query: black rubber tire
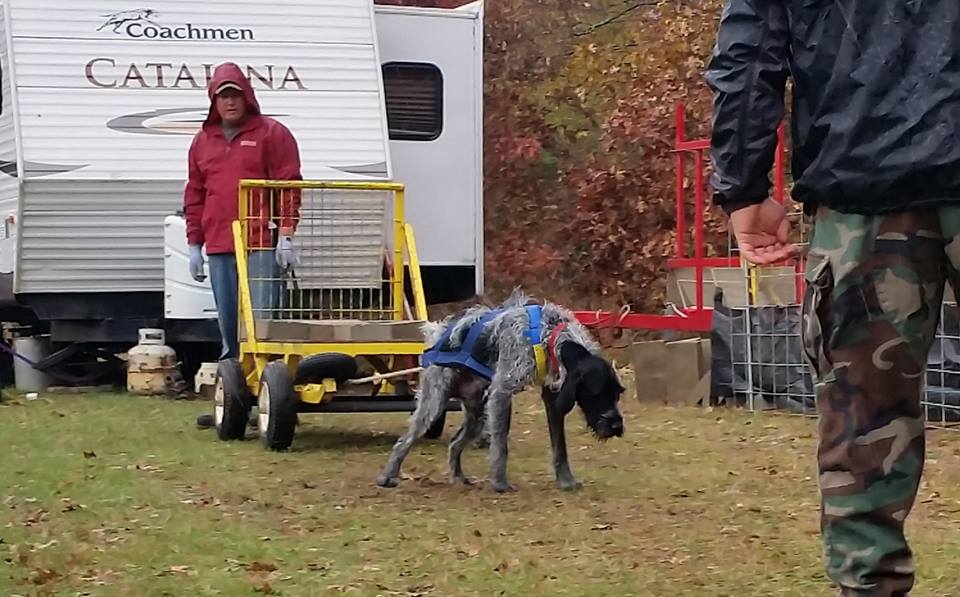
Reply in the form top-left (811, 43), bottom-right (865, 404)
top-left (258, 361), bottom-right (299, 451)
top-left (423, 410), bottom-right (446, 440)
top-left (294, 353), bottom-right (358, 384)
top-left (216, 358), bottom-right (252, 441)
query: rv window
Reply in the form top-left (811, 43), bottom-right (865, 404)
top-left (382, 63), bottom-right (443, 141)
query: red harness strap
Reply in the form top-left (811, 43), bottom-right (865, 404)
top-left (547, 322), bottom-right (568, 376)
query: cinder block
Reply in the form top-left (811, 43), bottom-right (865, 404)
top-left (630, 337), bottom-right (711, 405)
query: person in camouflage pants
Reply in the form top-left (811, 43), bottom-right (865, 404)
top-left (705, 0), bottom-right (960, 593)
top-left (801, 206), bottom-right (960, 595)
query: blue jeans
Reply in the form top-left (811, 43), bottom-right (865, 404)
top-left (209, 250), bottom-right (282, 360)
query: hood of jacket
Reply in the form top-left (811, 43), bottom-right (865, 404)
top-left (204, 62), bottom-right (261, 127)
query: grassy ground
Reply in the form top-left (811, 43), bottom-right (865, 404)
top-left (2, 383), bottom-right (960, 596)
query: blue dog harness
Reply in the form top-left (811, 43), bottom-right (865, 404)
top-left (421, 305), bottom-right (546, 381)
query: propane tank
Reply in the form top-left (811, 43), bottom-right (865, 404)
top-left (127, 328), bottom-right (179, 395)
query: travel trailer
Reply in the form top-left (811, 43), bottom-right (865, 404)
top-left (0, 0), bottom-right (483, 370)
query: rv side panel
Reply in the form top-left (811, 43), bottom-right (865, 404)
top-left (17, 180), bottom-right (180, 292)
top-left (10, 0), bottom-right (392, 295)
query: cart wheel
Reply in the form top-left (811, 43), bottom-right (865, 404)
top-left (258, 361), bottom-right (298, 451)
top-left (215, 358), bottom-right (252, 441)
top-left (294, 353), bottom-right (358, 384)
top-left (424, 410), bottom-right (446, 440)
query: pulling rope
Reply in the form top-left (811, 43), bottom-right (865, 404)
top-left (578, 304), bottom-right (634, 350)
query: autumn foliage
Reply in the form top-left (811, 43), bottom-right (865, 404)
top-left (379, 0), bottom-right (730, 313)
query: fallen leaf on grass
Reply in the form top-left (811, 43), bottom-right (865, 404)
top-left (23, 509), bottom-right (48, 527)
top-left (61, 499), bottom-right (85, 513)
top-left (28, 567), bottom-right (60, 585)
top-left (246, 561), bottom-right (278, 573)
top-left (79, 568), bottom-right (118, 585)
top-left (455, 548), bottom-right (480, 560)
top-left (224, 558), bottom-right (244, 572)
top-left (591, 523), bottom-right (614, 531)
top-left (252, 579), bottom-right (275, 594)
top-left (10, 544), bottom-right (28, 565)
top-left (156, 565), bottom-right (196, 577)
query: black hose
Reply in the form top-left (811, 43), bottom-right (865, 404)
top-left (0, 339), bottom-right (111, 386)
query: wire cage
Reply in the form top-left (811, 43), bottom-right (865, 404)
top-left (716, 212), bottom-right (960, 428)
top-left (235, 180), bottom-right (416, 325)
top-left (924, 299), bottom-right (960, 427)
top-left (665, 103), bottom-right (960, 428)
top-left (710, 206), bottom-right (817, 416)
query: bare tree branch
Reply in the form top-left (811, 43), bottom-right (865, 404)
top-left (572, 0), bottom-right (660, 37)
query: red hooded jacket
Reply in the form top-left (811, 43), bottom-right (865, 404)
top-left (183, 63), bottom-right (302, 254)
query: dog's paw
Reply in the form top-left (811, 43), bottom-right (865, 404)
top-left (376, 475), bottom-right (399, 488)
top-left (557, 478), bottom-right (583, 492)
top-left (490, 481), bottom-right (516, 493)
top-left (450, 475), bottom-right (473, 486)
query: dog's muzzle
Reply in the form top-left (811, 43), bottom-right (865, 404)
top-left (595, 411), bottom-right (624, 439)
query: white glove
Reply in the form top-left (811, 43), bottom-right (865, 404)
top-left (276, 235), bottom-right (298, 270)
top-left (188, 244), bottom-right (206, 282)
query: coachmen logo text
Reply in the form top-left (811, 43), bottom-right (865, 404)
top-left (98, 8), bottom-right (254, 41)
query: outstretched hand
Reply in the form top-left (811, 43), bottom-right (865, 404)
top-left (729, 199), bottom-right (799, 265)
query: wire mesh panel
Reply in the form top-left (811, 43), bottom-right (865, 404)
top-left (924, 300), bottom-right (960, 427)
top-left (713, 274), bottom-right (960, 429)
top-left (237, 181), bottom-right (404, 324)
top-left (712, 301), bottom-right (816, 415)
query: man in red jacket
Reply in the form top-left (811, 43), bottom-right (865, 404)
top-left (183, 62), bottom-right (302, 360)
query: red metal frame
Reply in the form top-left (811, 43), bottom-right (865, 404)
top-left (573, 309), bottom-right (715, 332)
top-left (574, 103), bottom-right (794, 333)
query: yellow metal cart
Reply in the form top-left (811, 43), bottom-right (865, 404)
top-left (212, 179), bottom-right (447, 450)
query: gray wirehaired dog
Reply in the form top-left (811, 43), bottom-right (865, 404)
top-left (376, 291), bottom-right (625, 492)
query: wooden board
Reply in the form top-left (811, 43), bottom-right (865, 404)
top-left (241, 320), bottom-right (425, 343)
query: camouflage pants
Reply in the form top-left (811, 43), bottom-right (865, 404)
top-left (802, 206), bottom-right (960, 596)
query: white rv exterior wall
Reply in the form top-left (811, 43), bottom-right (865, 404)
top-left (0, 0), bottom-right (19, 274)
top-left (9, 0), bottom-right (393, 293)
top-left (375, 2), bottom-right (483, 284)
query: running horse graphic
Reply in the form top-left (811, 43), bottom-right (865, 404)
top-left (98, 9), bottom-right (159, 34)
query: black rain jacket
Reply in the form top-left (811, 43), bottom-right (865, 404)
top-left (706, 0), bottom-right (960, 215)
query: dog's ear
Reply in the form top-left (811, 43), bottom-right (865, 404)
top-left (559, 342), bottom-right (590, 371)
top-left (555, 368), bottom-right (579, 415)
top-left (611, 360), bottom-right (626, 395)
